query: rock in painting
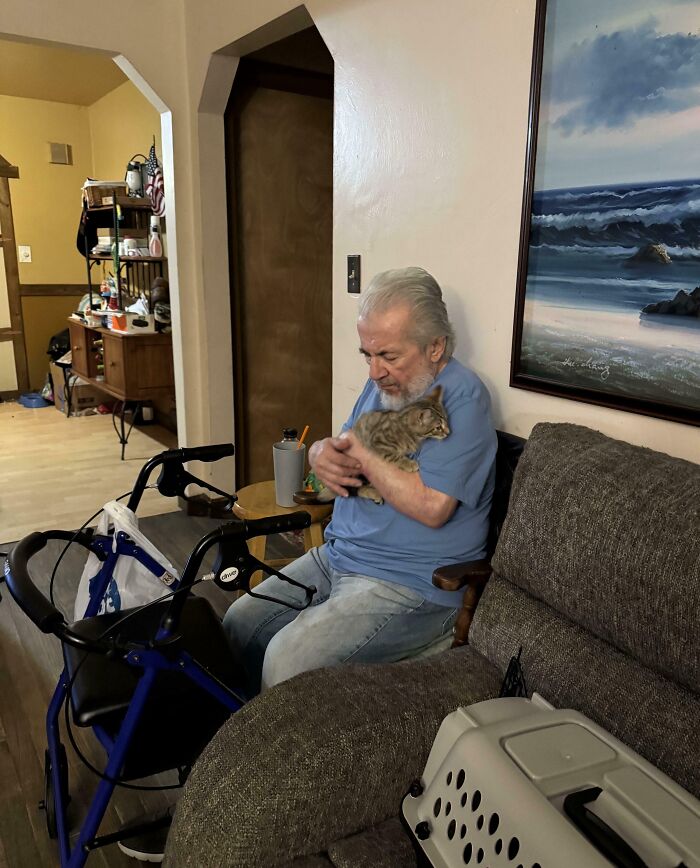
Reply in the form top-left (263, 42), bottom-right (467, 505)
top-left (626, 243), bottom-right (672, 265)
top-left (642, 286), bottom-right (700, 317)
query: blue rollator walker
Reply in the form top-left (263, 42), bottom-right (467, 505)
top-left (4, 444), bottom-right (314, 867)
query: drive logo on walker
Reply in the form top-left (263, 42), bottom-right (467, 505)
top-left (160, 571), bottom-right (176, 586)
top-left (219, 567), bottom-right (239, 583)
top-left (89, 574), bottom-right (122, 616)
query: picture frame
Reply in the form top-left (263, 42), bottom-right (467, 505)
top-left (511, 0), bottom-right (700, 427)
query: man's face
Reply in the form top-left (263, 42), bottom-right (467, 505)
top-left (357, 303), bottom-right (446, 409)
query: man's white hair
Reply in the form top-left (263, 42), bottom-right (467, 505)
top-left (358, 266), bottom-right (455, 359)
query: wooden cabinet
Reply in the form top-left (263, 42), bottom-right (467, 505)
top-left (68, 319), bottom-right (174, 403)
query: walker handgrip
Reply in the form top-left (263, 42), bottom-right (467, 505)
top-left (245, 512), bottom-right (311, 539)
top-left (6, 533), bottom-right (66, 634)
top-left (179, 443), bottom-right (235, 463)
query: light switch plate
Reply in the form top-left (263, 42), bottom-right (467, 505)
top-left (347, 254), bottom-right (361, 293)
top-left (18, 245), bottom-right (32, 263)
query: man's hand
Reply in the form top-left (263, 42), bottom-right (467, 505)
top-left (336, 431), bottom-right (458, 528)
top-left (308, 436), bottom-right (363, 498)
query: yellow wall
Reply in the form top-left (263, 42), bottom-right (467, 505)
top-left (0, 341), bottom-right (17, 391)
top-left (88, 80), bottom-right (161, 180)
top-left (0, 80), bottom-right (159, 392)
top-left (22, 294), bottom-right (83, 390)
top-left (0, 94), bottom-right (92, 284)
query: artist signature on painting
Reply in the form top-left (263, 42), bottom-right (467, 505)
top-left (561, 357), bottom-right (611, 381)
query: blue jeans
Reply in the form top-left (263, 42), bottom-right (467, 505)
top-left (222, 544), bottom-right (457, 694)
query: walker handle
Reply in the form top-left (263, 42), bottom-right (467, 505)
top-left (177, 443), bottom-right (235, 463)
top-left (6, 532), bottom-right (66, 633)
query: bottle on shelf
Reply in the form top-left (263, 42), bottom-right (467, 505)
top-left (148, 216), bottom-right (163, 258)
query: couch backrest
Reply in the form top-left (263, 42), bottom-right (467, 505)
top-left (487, 422), bottom-right (700, 694)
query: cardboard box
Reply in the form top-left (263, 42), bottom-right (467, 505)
top-left (82, 181), bottom-right (128, 208)
top-left (110, 312), bottom-right (156, 334)
top-left (49, 361), bottom-right (103, 416)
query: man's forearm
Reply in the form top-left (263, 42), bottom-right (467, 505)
top-left (360, 450), bottom-right (456, 527)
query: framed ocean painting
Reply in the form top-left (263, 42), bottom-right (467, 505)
top-left (511, 0), bottom-right (700, 426)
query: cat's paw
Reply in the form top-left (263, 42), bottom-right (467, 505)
top-left (315, 487), bottom-right (336, 502)
top-left (401, 458), bottom-right (420, 472)
top-left (358, 485), bottom-right (384, 505)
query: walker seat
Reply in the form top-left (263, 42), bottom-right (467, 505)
top-left (64, 595), bottom-right (239, 779)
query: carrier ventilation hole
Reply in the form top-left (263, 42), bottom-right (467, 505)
top-left (456, 769), bottom-right (466, 789)
top-left (476, 814), bottom-right (484, 831)
top-left (463, 842), bottom-right (473, 864)
top-left (447, 771), bottom-right (453, 786)
top-left (461, 792), bottom-right (468, 807)
top-left (488, 813), bottom-right (499, 835)
top-left (477, 848), bottom-right (484, 864)
top-left (508, 837), bottom-right (520, 860)
top-left (447, 819), bottom-right (456, 840)
top-left (532, 863), bottom-right (542, 868)
top-left (445, 801), bottom-right (452, 816)
top-left (433, 798), bottom-right (441, 818)
top-left (494, 838), bottom-right (503, 855)
top-left (471, 790), bottom-right (481, 811)
top-left (460, 824), bottom-right (467, 839)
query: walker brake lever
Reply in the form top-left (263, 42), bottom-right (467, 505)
top-left (156, 462), bottom-right (237, 509)
top-left (210, 525), bottom-right (316, 610)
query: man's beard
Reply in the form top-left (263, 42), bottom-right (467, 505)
top-left (379, 370), bottom-right (435, 410)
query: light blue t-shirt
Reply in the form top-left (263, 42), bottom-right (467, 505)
top-left (324, 359), bottom-right (497, 607)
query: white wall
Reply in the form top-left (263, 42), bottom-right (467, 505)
top-left (185, 0), bottom-right (699, 466)
top-left (2, 0), bottom-right (696, 486)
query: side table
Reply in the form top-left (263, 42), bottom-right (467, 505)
top-left (233, 480), bottom-right (333, 587)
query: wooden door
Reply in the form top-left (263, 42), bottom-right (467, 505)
top-left (225, 59), bottom-right (333, 486)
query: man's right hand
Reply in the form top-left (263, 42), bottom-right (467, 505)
top-left (308, 436), bottom-right (363, 498)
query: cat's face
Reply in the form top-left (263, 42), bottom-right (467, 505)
top-left (406, 385), bottom-right (450, 439)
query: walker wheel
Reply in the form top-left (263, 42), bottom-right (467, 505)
top-left (42, 746), bottom-right (68, 839)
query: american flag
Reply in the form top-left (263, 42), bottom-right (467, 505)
top-left (145, 143), bottom-right (165, 217)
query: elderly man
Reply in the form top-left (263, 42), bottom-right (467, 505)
top-left (223, 266), bottom-right (496, 693)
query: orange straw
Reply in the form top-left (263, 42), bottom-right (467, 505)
top-left (297, 425), bottom-right (310, 449)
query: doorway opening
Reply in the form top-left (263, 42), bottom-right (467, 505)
top-left (0, 37), bottom-right (179, 542)
top-left (225, 25), bottom-right (334, 487)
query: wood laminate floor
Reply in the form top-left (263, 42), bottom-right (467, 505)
top-left (0, 401), bottom-right (179, 545)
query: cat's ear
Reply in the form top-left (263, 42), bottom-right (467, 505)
top-left (428, 385), bottom-right (443, 402)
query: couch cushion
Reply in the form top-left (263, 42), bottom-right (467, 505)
top-left (470, 576), bottom-right (700, 797)
top-left (165, 648), bottom-right (501, 867)
top-left (327, 816), bottom-right (416, 868)
top-left (490, 422), bottom-right (700, 693)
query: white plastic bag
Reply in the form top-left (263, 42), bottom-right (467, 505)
top-left (74, 501), bottom-right (180, 620)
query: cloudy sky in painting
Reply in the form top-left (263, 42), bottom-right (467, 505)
top-left (535, 0), bottom-right (700, 189)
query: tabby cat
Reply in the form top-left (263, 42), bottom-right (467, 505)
top-left (317, 385), bottom-right (450, 504)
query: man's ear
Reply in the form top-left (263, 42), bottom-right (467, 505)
top-left (430, 336), bottom-right (446, 362)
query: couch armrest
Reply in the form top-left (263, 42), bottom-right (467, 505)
top-left (165, 648), bottom-right (501, 867)
top-left (433, 560), bottom-right (492, 648)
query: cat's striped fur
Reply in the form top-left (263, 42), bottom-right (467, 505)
top-left (319, 385), bottom-right (449, 504)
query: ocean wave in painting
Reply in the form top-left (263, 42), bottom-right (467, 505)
top-left (523, 177), bottom-right (700, 411)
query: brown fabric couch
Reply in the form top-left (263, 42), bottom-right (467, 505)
top-left (165, 422), bottom-right (700, 867)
